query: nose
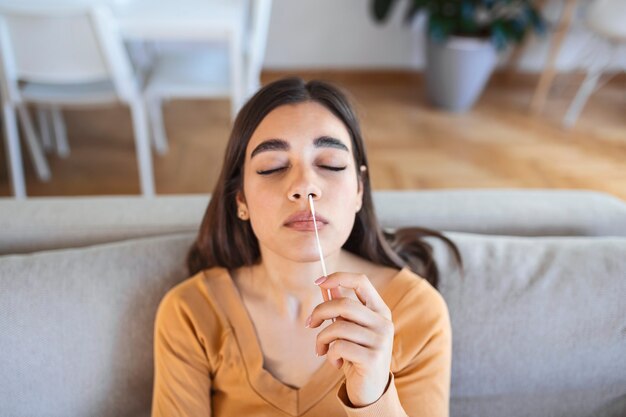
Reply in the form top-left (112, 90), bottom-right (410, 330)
top-left (287, 165), bottom-right (322, 202)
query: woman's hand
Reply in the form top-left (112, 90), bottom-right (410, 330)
top-left (306, 272), bottom-right (394, 408)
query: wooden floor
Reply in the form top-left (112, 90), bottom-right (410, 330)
top-left (1, 71), bottom-right (625, 201)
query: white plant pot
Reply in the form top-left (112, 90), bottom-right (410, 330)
top-left (425, 36), bottom-right (497, 112)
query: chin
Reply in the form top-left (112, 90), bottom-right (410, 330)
top-left (289, 256), bottom-right (323, 265)
top-left (264, 240), bottom-right (333, 264)
top-left (283, 247), bottom-right (324, 264)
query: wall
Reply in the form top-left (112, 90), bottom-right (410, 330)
top-left (263, 0), bottom-right (625, 71)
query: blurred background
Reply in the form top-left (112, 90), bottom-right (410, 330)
top-left (0, 0), bottom-right (624, 200)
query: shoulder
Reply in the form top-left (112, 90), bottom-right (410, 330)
top-left (387, 268), bottom-right (452, 371)
top-left (391, 268), bottom-right (449, 321)
top-left (155, 267), bottom-right (231, 345)
top-left (159, 267), bottom-right (223, 311)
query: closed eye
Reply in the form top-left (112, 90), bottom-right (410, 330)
top-left (256, 165), bottom-right (347, 175)
top-left (256, 166), bottom-right (287, 175)
top-left (320, 165), bottom-right (347, 172)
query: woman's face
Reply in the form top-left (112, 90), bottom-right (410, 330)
top-left (238, 101), bottom-right (363, 263)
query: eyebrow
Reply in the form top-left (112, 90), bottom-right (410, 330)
top-left (250, 136), bottom-right (349, 159)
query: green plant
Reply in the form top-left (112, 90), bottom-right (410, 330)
top-left (372, 0), bottom-right (546, 50)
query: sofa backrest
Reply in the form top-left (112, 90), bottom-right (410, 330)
top-left (1, 189), bottom-right (626, 255)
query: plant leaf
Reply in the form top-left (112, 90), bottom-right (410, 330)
top-left (371, 0), bottom-right (398, 22)
top-left (491, 20), bottom-right (508, 50)
top-left (404, 0), bottom-right (429, 25)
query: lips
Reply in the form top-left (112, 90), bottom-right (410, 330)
top-left (283, 210), bottom-right (329, 226)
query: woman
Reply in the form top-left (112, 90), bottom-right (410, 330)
top-left (151, 77), bottom-right (462, 416)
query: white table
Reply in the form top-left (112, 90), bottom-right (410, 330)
top-left (114, 0), bottom-right (248, 115)
top-left (115, 0), bottom-right (245, 40)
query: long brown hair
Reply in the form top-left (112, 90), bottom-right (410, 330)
top-left (187, 77), bottom-right (463, 289)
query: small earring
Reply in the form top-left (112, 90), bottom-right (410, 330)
top-left (238, 210), bottom-right (248, 220)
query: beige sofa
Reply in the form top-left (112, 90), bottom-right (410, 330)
top-left (0, 189), bottom-right (625, 417)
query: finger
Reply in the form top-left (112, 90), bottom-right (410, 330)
top-left (325, 281), bottom-right (343, 324)
top-left (316, 278), bottom-right (341, 301)
top-left (327, 339), bottom-right (378, 369)
top-left (317, 272), bottom-right (391, 318)
top-left (315, 319), bottom-right (379, 357)
top-left (319, 286), bottom-right (341, 324)
top-left (309, 296), bottom-right (381, 329)
top-left (329, 285), bottom-right (342, 300)
top-left (320, 286), bottom-right (331, 302)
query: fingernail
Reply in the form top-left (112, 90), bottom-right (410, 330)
top-left (305, 315), bottom-right (312, 328)
top-left (315, 347), bottom-right (319, 357)
top-left (314, 276), bottom-right (327, 285)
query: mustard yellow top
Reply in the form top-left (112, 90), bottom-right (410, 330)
top-left (151, 266), bottom-right (451, 417)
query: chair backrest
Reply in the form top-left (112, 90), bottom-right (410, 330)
top-left (0, 4), bottom-right (137, 103)
top-left (587, 0), bottom-right (626, 40)
top-left (243, 0), bottom-right (272, 96)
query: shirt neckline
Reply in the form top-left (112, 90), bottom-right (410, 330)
top-left (202, 265), bottom-right (412, 416)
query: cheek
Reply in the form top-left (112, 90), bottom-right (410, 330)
top-left (243, 180), bottom-right (281, 236)
top-left (336, 210), bottom-right (357, 240)
top-left (329, 179), bottom-right (360, 234)
top-left (243, 172), bottom-right (275, 206)
top-left (245, 173), bottom-right (281, 199)
top-left (246, 196), bottom-right (275, 226)
top-left (327, 174), bottom-right (360, 205)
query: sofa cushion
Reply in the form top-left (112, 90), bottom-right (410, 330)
top-left (428, 232), bottom-right (626, 417)
top-left (1, 231), bottom-right (625, 417)
top-left (0, 233), bottom-right (195, 417)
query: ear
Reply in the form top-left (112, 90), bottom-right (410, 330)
top-left (356, 175), bottom-right (364, 213)
top-left (236, 190), bottom-right (247, 207)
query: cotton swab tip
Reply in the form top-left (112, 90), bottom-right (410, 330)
top-left (308, 194), bottom-right (315, 215)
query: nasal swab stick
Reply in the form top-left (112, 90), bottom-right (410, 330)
top-left (308, 195), bottom-right (334, 310)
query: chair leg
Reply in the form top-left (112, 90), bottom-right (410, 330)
top-left (147, 97), bottom-right (169, 155)
top-left (16, 105), bottom-right (51, 181)
top-left (229, 31), bottom-right (244, 121)
top-left (129, 100), bottom-right (156, 196)
top-left (51, 107), bottom-right (70, 158)
top-left (36, 106), bottom-right (53, 151)
top-left (530, 0), bottom-right (577, 114)
top-left (563, 69), bottom-right (601, 128)
top-left (2, 102), bottom-right (26, 198)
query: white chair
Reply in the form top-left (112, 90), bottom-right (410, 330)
top-left (35, 106), bottom-right (70, 157)
top-left (0, 98), bottom-right (51, 191)
top-left (0, 4), bottom-right (155, 198)
top-left (563, 0), bottom-right (626, 127)
top-left (144, 0), bottom-right (272, 155)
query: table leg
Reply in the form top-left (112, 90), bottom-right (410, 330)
top-left (530, 0), bottom-right (577, 114)
top-left (505, 0), bottom-right (549, 79)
